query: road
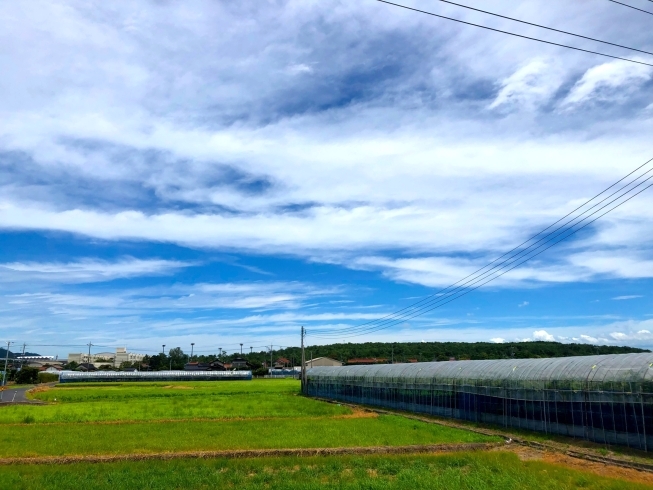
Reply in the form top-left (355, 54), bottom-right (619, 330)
top-left (0, 386), bottom-right (37, 404)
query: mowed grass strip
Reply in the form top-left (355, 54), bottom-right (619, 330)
top-left (33, 379), bottom-right (299, 402)
top-left (0, 416), bottom-right (498, 458)
top-left (0, 452), bottom-right (645, 490)
top-left (1, 379), bottom-right (351, 424)
top-left (1, 393), bottom-right (348, 424)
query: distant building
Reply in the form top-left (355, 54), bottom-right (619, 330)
top-left (305, 357), bottom-right (343, 368)
top-left (17, 356), bottom-right (55, 361)
top-left (68, 347), bottom-right (145, 368)
top-left (184, 362), bottom-right (209, 371)
top-left (274, 357), bottom-right (291, 368)
top-left (231, 357), bottom-right (252, 369)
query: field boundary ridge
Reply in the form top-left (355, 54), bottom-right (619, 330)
top-left (0, 442), bottom-right (502, 466)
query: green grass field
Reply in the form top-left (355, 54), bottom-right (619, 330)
top-left (1, 452), bottom-right (646, 489)
top-left (0, 379), bottom-right (649, 489)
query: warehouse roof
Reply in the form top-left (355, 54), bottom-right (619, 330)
top-left (306, 353), bottom-right (653, 384)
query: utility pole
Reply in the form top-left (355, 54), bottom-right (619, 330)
top-left (190, 343), bottom-right (194, 362)
top-left (162, 344), bottom-right (166, 355)
top-left (2, 341), bottom-right (11, 387)
top-left (300, 327), bottom-right (306, 393)
top-left (240, 343), bottom-right (243, 355)
top-left (21, 343), bottom-right (26, 369)
top-left (87, 342), bottom-right (94, 366)
top-left (270, 344), bottom-right (273, 369)
top-left (250, 346), bottom-right (253, 355)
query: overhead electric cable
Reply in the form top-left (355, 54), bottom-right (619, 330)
top-left (310, 157), bottom-right (653, 339)
top-left (310, 159), bottom-right (653, 336)
top-left (323, 178), bottom-right (653, 339)
top-left (607, 0), bottom-right (653, 15)
top-left (310, 159), bottom-right (653, 337)
top-left (432, 0), bottom-right (653, 56)
top-left (375, 0), bottom-right (653, 67)
top-left (311, 172), bottom-right (653, 338)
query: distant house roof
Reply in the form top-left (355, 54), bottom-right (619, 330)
top-left (76, 363), bottom-right (97, 371)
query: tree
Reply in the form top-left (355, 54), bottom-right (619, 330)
top-left (15, 367), bottom-right (39, 384)
top-left (64, 361), bottom-right (79, 370)
top-left (168, 347), bottom-right (185, 370)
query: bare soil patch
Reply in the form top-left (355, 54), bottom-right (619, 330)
top-left (501, 444), bottom-right (653, 486)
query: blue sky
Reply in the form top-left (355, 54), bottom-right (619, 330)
top-left (0, 0), bottom-right (652, 358)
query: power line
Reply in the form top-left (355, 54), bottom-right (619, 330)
top-left (312, 173), bottom-right (653, 338)
top-left (310, 158), bottom-right (653, 337)
top-left (310, 157), bottom-right (653, 339)
top-left (607, 0), bottom-right (653, 15)
top-left (375, 0), bottom-right (653, 67)
top-left (432, 0), bottom-right (653, 56)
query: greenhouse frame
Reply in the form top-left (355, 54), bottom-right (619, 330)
top-left (59, 370), bottom-right (252, 383)
top-left (306, 353), bottom-right (653, 451)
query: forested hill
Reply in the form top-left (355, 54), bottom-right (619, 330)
top-left (0, 348), bottom-right (40, 359)
top-left (268, 341), bottom-right (649, 364)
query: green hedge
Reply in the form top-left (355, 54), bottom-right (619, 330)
top-left (37, 372), bottom-right (60, 383)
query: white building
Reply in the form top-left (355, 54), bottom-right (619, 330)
top-left (67, 347), bottom-right (146, 368)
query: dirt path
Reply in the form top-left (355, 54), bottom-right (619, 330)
top-left (0, 442), bottom-right (501, 466)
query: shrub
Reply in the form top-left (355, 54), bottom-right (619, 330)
top-left (15, 367), bottom-right (39, 384)
top-left (38, 372), bottom-right (59, 383)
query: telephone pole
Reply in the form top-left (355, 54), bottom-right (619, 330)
top-left (300, 327), bottom-right (306, 393)
top-left (240, 343), bottom-right (243, 355)
top-left (86, 342), bottom-right (94, 366)
top-left (250, 346), bottom-right (253, 355)
top-left (2, 341), bottom-right (11, 387)
top-left (190, 343), bottom-right (195, 362)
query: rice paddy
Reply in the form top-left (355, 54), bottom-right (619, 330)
top-left (0, 378), bottom-right (650, 488)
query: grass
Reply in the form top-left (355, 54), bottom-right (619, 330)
top-left (0, 415), bottom-right (497, 458)
top-left (0, 452), bottom-right (646, 490)
top-left (0, 378), bottom-right (646, 488)
top-left (0, 379), bottom-right (351, 424)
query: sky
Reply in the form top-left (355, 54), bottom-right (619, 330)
top-left (0, 0), bottom-right (652, 359)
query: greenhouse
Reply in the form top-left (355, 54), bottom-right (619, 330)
top-left (306, 353), bottom-right (653, 451)
top-left (59, 370), bottom-right (252, 383)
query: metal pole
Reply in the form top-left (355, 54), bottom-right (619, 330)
top-left (87, 342), bottom-right (93, 368)
top-left (240, 344), bottom-right (243, 355)
top-left (162, 344), bottom-right (166, 355)
top-left (250, 346), bottom-right (253, 355)
top-left (301, 327), bottom-right (306, 393)
top-left (2, 341), bottom-right (11, 387)
top-left (190, 343), bottom-right (194, 362)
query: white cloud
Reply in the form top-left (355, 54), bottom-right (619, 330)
top-left (532, 330), bottom-right (555, 341)
top-left (560, 60), bottom-right (652, 108)
top-left (489, 58), bottom-right (561, 110)
top-left (490, 337), bottom-right (505, 343)
top-left (611, 295), bottom-right (643, 300)
top-left (0, 258), bottom-right (196, 283)
top-left (518, 301), bottom-right (529, 307)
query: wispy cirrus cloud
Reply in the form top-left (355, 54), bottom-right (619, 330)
top-left (0, 257), bottom-right (197, 283)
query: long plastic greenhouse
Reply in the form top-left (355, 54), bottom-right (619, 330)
top-left (59, 370), bottom-right (252, 383)
top-left (306, 353), bottom-right (653, 451)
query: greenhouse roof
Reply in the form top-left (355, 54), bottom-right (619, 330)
top-left (306, 353), bottom-right (653, 383)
